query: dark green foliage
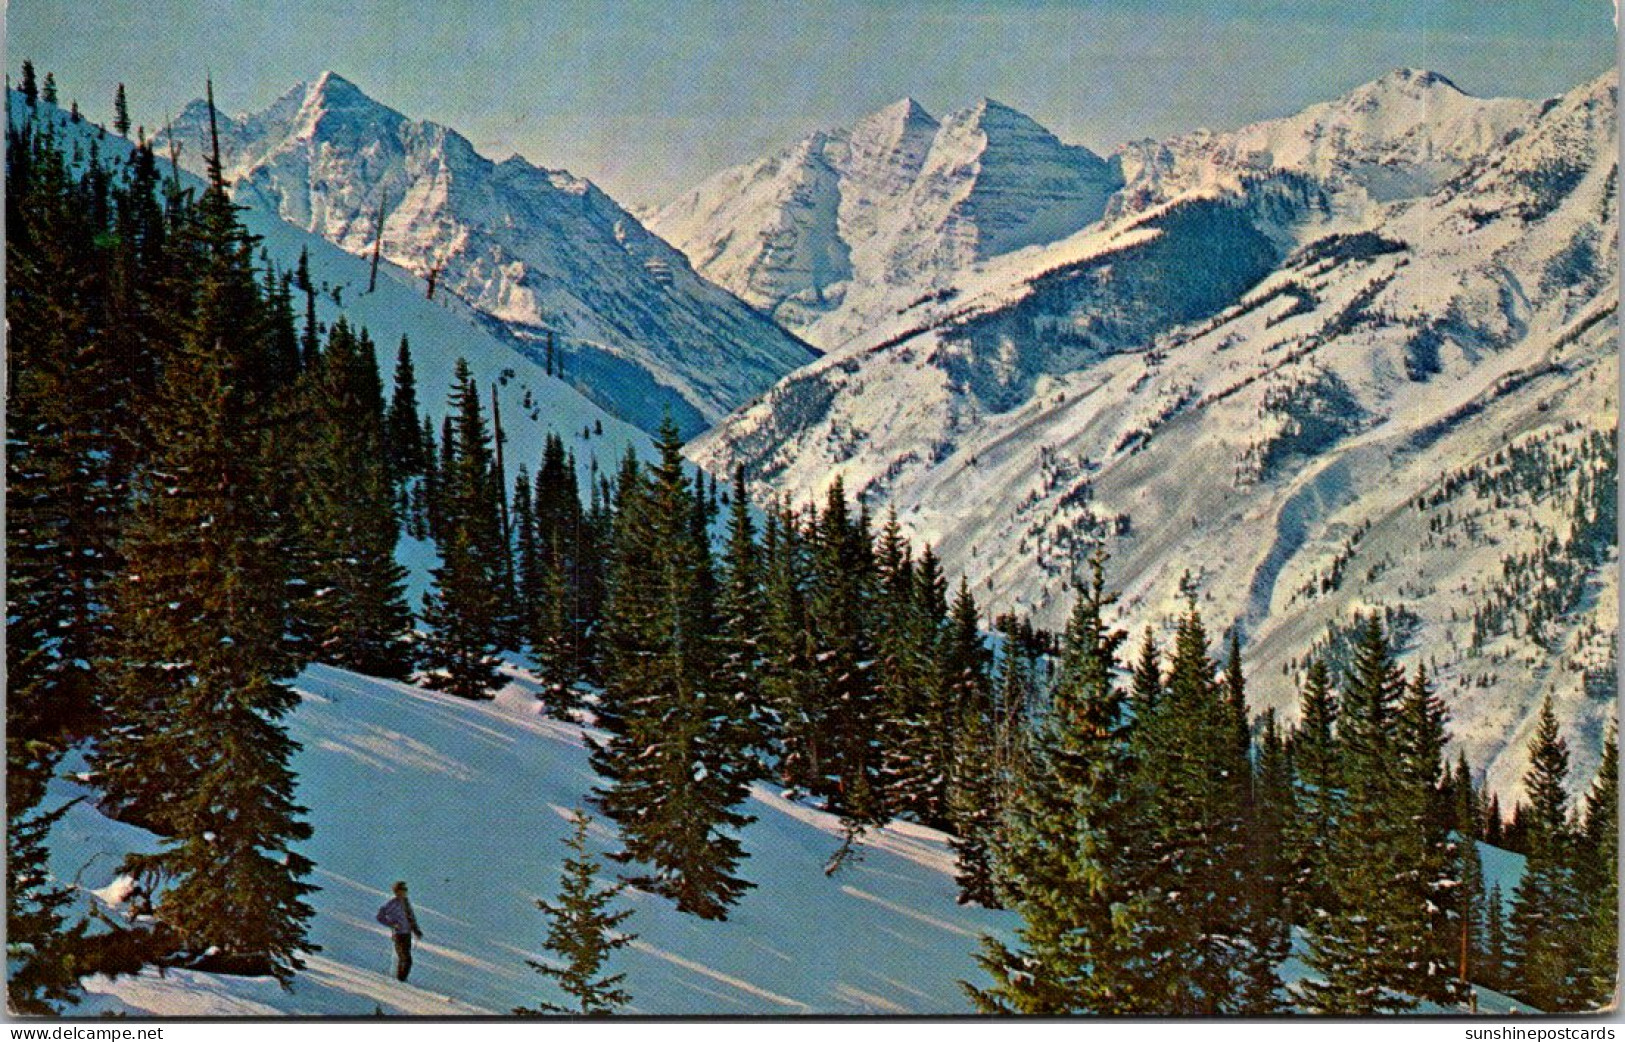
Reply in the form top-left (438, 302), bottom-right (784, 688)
top-left (114, 83), bottom-right (130, 137)
top-left (1295, 618), bottom-right (1423, 1013)
top-left (1483, 883), bottom-right (1511, 993)
top-left (290, 319), bottom-right (413, 679)
top-left (418, 359), bottom-right (505, 699)
top-left (1286, 659), bottom-right (1339, 918)
top-left (1393, 666), bottom-right (1469, 1005)
top-left (1132, 600), bottom-right (1278, 1013)
top-left (7, 796), bottom-right (89, 1014)
top-left (592, 419), bottom-right (757, 919)
top-left (714, 467), bottom-right (772, 756)
top-left (943, 581), bottom-right (999, 904)
top-left (89, 149), bottom-right (316, 984)
top-left (805, 477), bottom-right (888, 833)
top-left (1506, 697), bottom-right (1592, 1011)
top-left (965, 555), bottom-right (1148, 1013)
top-left (514, 811), bottom-right (634, 1016)
top-left (1576, 724), bottom-right (1618, 1009)
top-left (386, 336), bottom-right (426, 480)
top-left (876, 511), bottom-right (951, 828)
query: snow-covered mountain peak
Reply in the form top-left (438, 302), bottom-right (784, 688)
top-left (854, 96), bottom-right (938, 134)
top-left (1108, 66), bottom-right (1538, 218)
top-left (652, 95), bottom-right (1118, 347)
top-left (158, 73), bottom-right (814, 435)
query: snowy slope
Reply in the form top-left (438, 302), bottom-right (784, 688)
top-left (650, 96), bottom-right (1120, 349)
top-left (692, 71), bottom-right (1619, 802)
top-left (42, 665), bottom-right (1544, 1016)
top-left (45, 666), bottom-right (1543, 1016)
top-left (160, 73), bottom-right (815, 435)
top-left (48, 664), bottom-right (1018, 1016)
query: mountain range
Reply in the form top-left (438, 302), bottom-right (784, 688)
top-left (686, 69), bottom-right (1618, 798)
top-left (162, 72), bottom-right (816, 436)
top-left (162, 66), bottom-right (1615, 798)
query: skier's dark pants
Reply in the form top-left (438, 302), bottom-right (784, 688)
top-left (393, 933), bottom-right (413, 982)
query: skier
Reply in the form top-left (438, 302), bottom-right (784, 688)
top-left (376, 880), bottom-right (425, 982)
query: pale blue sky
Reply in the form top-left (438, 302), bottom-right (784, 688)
top-left (9, 1), bottom-right (1617, 207)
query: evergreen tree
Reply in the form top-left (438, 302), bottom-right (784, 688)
top-left (1130, 628), bottom-right (1161, 714)
top-left (90, 142), bottom-right (316, 981)
top-left (965, 554), bottom-right (1148, 1013)
top-left (1576, 723), bottom-right (1618, 1008)
top-left (514, 810), bottom-right (634, 1016)
top-left (759, 507), bottom-right (819, 793)
top-left (386, 336), bottom-right (425, 481)
top-left (291, 319), bottom-right (412, 678)
top-left (21, 60), bottom-right (37, 106)
top-left (42, 72), bottom-right (56, 106)
top-left (531, 534), bottom-right (581, 718)
top-left (1132, 598), bottom-right (1276, 1013)
top-left (1287, 659), bottom-right (1339, 917)
top-left (875, 510), bottom-right (949, 827)
top-left (942, 581), bottom-right (998, 903)
top-left (418, 359), bottom-right (505, 699)
top-left (714, 467), bottom-right (771, 755)
top-left (591, 419), bottom-right (757, 919)
top-left (1482, 883), bottom-right (1510, 993)
top-left (1449, 753), bottom-right (1487, 991)
top-left (1393, 665), bottom-right (1465, 1005)
top-left (1507, 697), bottom-right (1590, 1011)
top-left (294, 247), bottom-right (319, 371)
top-left (7, 797), bottom-right (89, 1014)
top-left (805, 477), bottom-right (887, 843)
top-left (113, 82), bottom-right (130, 136)
top-left (1295, 619), bottom-right (1419, 1013)
top-left (418, 527), bottom-right (502, 699)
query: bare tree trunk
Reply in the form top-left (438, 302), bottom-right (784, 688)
top-left (369, 193), bottom-right (388, 293)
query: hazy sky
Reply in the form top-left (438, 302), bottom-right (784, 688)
top-left (10, 0), bottom-right (1617, 207)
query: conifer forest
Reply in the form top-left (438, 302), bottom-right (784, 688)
top-left (5, 34), bottom-right (1618, 1021)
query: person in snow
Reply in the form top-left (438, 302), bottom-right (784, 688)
top-left (376, 880), bottom-right (424, 982)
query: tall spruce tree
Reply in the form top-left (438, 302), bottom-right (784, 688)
top-left (1506, 697), bottom-right (1590, 1011)
top-left (942, 581), bottom-right (999, 903)
top-left (291, 319), bottom-right (413, 678)
top-left (90, 122), bottom-right (316, 981)
top-left (715, 467), bottom-right (772, 756)
top-left (591, 420), bottom-right (757, 919)
top-left (1394, 665), bottom-right (1466, 1006)
top-left (965, 554), bottom-right (1148, 1013)
top-left (514, 810), bottom-right (634, 1016)
top-left (1132, 599), bottom-right (1276, 1013)
top-left (386, 335), bottom-right (425, 481)
top-left (1576, 723), bottom-right (1617, 1009)
top-left (1287, 659), bottom-right (1340, 917)
top-left (113, 82), bottom-right (130, 136)
top-left (1449, 753), bottom-right (1487, 991)
top-left (418, 359), bottom-right (505, 698)
top-left (1295, 618), bottom-right (1420, 1013)
top-left (805, 477), bottom-right (888, 847)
